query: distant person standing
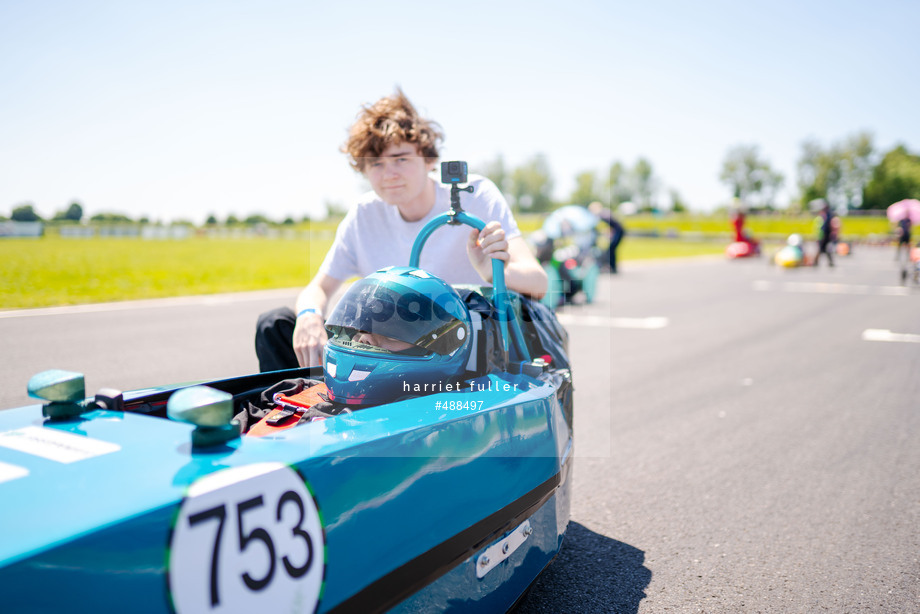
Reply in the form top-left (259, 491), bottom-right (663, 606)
top-left (589, 201), bottom-right (625, 273)
top-left (730, 203), bottom-right (746, 243)
top-left (812, 199), bottom-right (835, 268)
top-left (830, 214), bottom-right (842, 253)
top-left (728, 201), bottom-right (760, 256)
top-left (894, 211), bottom-right (914, 284)
top-left (894, 212), bottom-right (912, 261)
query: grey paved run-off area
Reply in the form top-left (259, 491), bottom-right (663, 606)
top-left (2, 245), bottom-right (918, 612)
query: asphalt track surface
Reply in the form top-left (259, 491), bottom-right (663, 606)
top-left (2, 245), bottom-right (918, 612)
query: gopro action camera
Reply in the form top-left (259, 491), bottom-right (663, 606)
top-left (441, 161), bottom-right (468, 184)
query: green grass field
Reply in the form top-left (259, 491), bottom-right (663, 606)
top-left (1, 237), bottom-right (328, 309)
top-left (1, 212), bottom-right (895, 309)
top-left (1, 234), bottom-right (726, 309)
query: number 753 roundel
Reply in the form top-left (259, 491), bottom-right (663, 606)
top-left (168, 463), bottom-right (325, 614)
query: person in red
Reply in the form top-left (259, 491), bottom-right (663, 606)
top-left (729, 202), bottom-right (760, 256)
top-left (731, 208), bottom-right (746, 243)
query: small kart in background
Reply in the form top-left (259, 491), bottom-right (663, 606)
top-left (725, 238), bottom-right (761, 259)
top-left (899, 245), bottom-right (920, 286)
top-left (531, 205), bottom-right (602, 309)
top-left (726, 207), bottom-right (761, 259)
top-left (773, 234), bottom-right (806, 268)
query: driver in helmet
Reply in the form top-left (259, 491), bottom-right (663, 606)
top-left (322, 266), bottom-right (473, 407)
top-left (254, 89), bottom-right (546, 373)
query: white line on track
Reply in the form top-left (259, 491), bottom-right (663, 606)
top-left (0, 288), bottom-right (301, 319)
top-left (862, 329), bottom-right (920, 344)
top-left (556, 314), bottom-right (669, 329)
top-left (753, 280), bottom-right (910, 296)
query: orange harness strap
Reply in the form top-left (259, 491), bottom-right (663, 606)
top-left (248, 383), bottom-right (329, 437)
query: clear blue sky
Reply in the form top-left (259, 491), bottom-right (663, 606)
top-left (2, 0), bottom-right (918, 223)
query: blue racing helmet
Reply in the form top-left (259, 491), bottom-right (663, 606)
top-left (323, 266), bottom-right (472, 407)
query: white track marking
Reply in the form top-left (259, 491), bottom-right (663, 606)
top-left (753, 280), bottom-right (910, 296)
top-left (0, 288), bottom-right (301, 319)
top-left (556, 314), bottom-right (668, 329)
top-left (862, 329), bottom-right (920, 344)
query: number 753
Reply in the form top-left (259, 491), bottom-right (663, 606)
top-left (187, 490), bottom-right (315, 607)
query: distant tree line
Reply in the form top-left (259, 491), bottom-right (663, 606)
top-left (6, 201), bottom-right (85, 223)
top-left (718, 132), bottom-right (920, 212)
top-left (207, 213), bottom-right (301, 226)
top-left (479, 154), bottom-right (674, 214)
top-left (5, 135), bottom-right (918, 224)
top-left (4, 201), bottom-right (146, 224)
top-left (478, 133), bottom-right (919, 215)
top-left (2, 202), bottom-right (309, 227)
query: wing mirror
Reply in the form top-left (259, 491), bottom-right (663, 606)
top-left (167, 386), bottom-right (241, 448)
top-left (28, 369), bottom-right (88, 420)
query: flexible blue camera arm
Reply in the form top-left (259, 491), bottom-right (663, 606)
top-left (409, 209), bottom-right (531, 365)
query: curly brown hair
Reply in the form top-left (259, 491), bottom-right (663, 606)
top-left (341, 88), bottom-right (443, 172)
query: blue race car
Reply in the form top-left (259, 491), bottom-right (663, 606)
top-left (0, 165), bottom-right (573, 614)
top-left (530, 205), bottom-right (601, 309)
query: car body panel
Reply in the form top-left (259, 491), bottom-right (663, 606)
top-left (0, 370), bottom-right (572, 613)
top-left (1, 189), bottom-right (573, 612)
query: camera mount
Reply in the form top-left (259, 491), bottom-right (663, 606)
top-left (448, 184), bottom-right (475, 224)
top-left (440, 161), bottom-right (473, 224)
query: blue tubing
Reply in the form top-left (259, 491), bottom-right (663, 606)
top-left (409, 211), bottom-right (531, 363)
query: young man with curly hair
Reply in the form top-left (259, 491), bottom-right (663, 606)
top-left (255, 89), bottom-right (547, 371)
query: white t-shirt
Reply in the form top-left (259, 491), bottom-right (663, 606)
top-left (318, 174), bottom-right (521, 285)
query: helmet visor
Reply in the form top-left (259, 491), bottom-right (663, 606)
top-left (326, 278), bottom-right (468, 355)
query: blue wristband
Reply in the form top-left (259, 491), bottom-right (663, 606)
top-left (296, 308), bottom-right (321, 318)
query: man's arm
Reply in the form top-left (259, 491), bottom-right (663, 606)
top-left (468, 222), bottom-right (548, 299)
top-left (505, 236), bottom-right (549, 298)
top-left (293, 273), bottom-right (343, 367)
